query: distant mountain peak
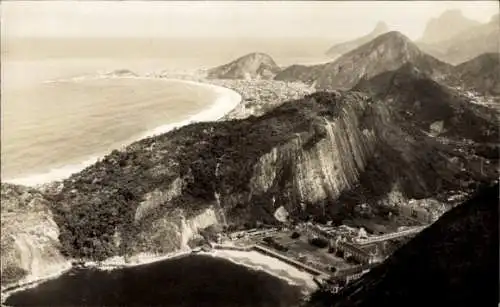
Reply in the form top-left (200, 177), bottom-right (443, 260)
top-left (420, 9), bottom-right (481, 44)
top-left (372, 21), bottom-right (389, 34)
top-left (490, 13), bottom-right (499, 24)
top-left (325, 21), bottom-right (390, 57)
top-left (370, 31), bottom-right (412, 45)
top-left (441, 8), bottom-right (464, 17)
top-left (207, 52), bottom-right (281, 80)
top-left (278, 30), bottom-right (452, 91)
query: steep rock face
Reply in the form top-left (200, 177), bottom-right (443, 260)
top-left (132, 206), bottom-right (221, 255)
top-left (325, 22), bottom-right (389, 57)
top-left (307, 182), bottom-right (499, 307)
top-left (450, 52), bottom-right (500, 95)
top-left (418, 13), bottom-right (500, 65)
top-left (1, 184), bottom-right (70, 287)
top-left (228, 95), bottom-right (375, 221)
top-left (276, 31), bottom-right (452, 91)
top-left (418, 10), bottom-right (480, 45)
top-left (49, 90), bottom-right (495, 261)
top-left (207, 53), bottom-right (282, 80)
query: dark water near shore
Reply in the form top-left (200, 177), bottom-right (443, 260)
top-left (5, 255), bottom-right (304, 307)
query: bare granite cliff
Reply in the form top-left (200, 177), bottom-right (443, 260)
top-left (1, 184), bottom-right (71, 287)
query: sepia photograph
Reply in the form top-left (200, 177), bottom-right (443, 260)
top-left (1, 1), bottom-right (499, 306)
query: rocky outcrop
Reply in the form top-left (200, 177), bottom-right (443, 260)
top-left (1, 184), bottom-right (70, 288)
top-left (132, 206), bottom-right (221, 255)
top-left (276, 31), bottom-right (452, 90)
top-left (418, 10), bottom-right (480, 45)
top-left (207, 53), bottom-right (282, 80)
top-left (306, 182), bottom-right (499, 307)
top-left (325, 22), bottom-right (389, 57)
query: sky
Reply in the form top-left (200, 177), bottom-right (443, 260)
top-left (1, 1), bottom-right (498, 40)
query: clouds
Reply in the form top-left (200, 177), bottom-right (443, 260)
top-left (2, 1), bottom-right (498, 39)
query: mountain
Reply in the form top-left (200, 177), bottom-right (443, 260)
top-left (353, 63), bottom-right (499, 142)
top-left (1, 87), bottom-right (497, 289)
top-left (306, 182), bottom-right (499, 307)
top-left (418, 10), bottom-right (481, 45)
top-left (450, 52), bottom-right (500, 96)
top-left (35, 87), bottom-right (497, 262)
top-left (325, 22), bottom-right (389, 58)
top-left (276, 31), bottom-right (452, 91)
top-left (207, 52), bottom-right (281, 80)
top-left (418, 13), bottom-right (499, 65)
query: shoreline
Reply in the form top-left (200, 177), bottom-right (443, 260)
top-left (204, 249), bottom-right (318, 294)
top-left (3, 76), bottom-right (242, 187)
top-left (1, 247), bottom-right (317, 305)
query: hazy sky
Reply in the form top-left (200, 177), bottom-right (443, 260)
top-left (2, 1), bottom-right (498, 40)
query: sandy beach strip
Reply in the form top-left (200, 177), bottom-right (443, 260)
top-left (6, 76), bottom-right (242, 187)
top-left (203, 249), bottom-right (318, 293)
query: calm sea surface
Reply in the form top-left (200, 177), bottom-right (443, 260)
top-left (1, 37), bottom-right (332, 184)
top-left (5, 255), bottom-right (303, 307)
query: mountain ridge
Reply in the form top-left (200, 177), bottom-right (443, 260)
top-left (418, 13), bottom-right (499, 64)
top-left (418, 9), bottom-right (481, 45)
top-left (276, 31), bottom-right (452, 91)
top-left (325, 21), bottom-right (390, 58)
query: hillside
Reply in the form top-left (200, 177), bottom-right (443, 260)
top-left (450, 53), bottom-right (500, 96)
top-left (276, 31), bottom-right (452, 90)
top-left (40, 87), bottom-right (497, 262)
top-left (325, 22), bottom-right (389, 58)
top-left (418, 13), bottom-right (499, 65)
top-left (418, 10), bottom-right (480, 45)
top-left (207, 52), bottom-right (282, 80)
top-left (306, 182), bottom-right (499, 307)
top-left (353, 63), bottom-right (499, 142)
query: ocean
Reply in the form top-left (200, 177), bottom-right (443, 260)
top-left (1, 37), bottom-right (332, 185)
top-left (4, 255), bottom-right (304, 307)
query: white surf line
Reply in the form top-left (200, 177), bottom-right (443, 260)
top-left (4, 77), bottom-right (242, 187)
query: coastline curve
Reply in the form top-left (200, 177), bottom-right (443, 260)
top-left (3, 77), bottom-right (242, 187)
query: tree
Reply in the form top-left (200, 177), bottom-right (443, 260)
top-left (309, 237), bottom-right (329, 248)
